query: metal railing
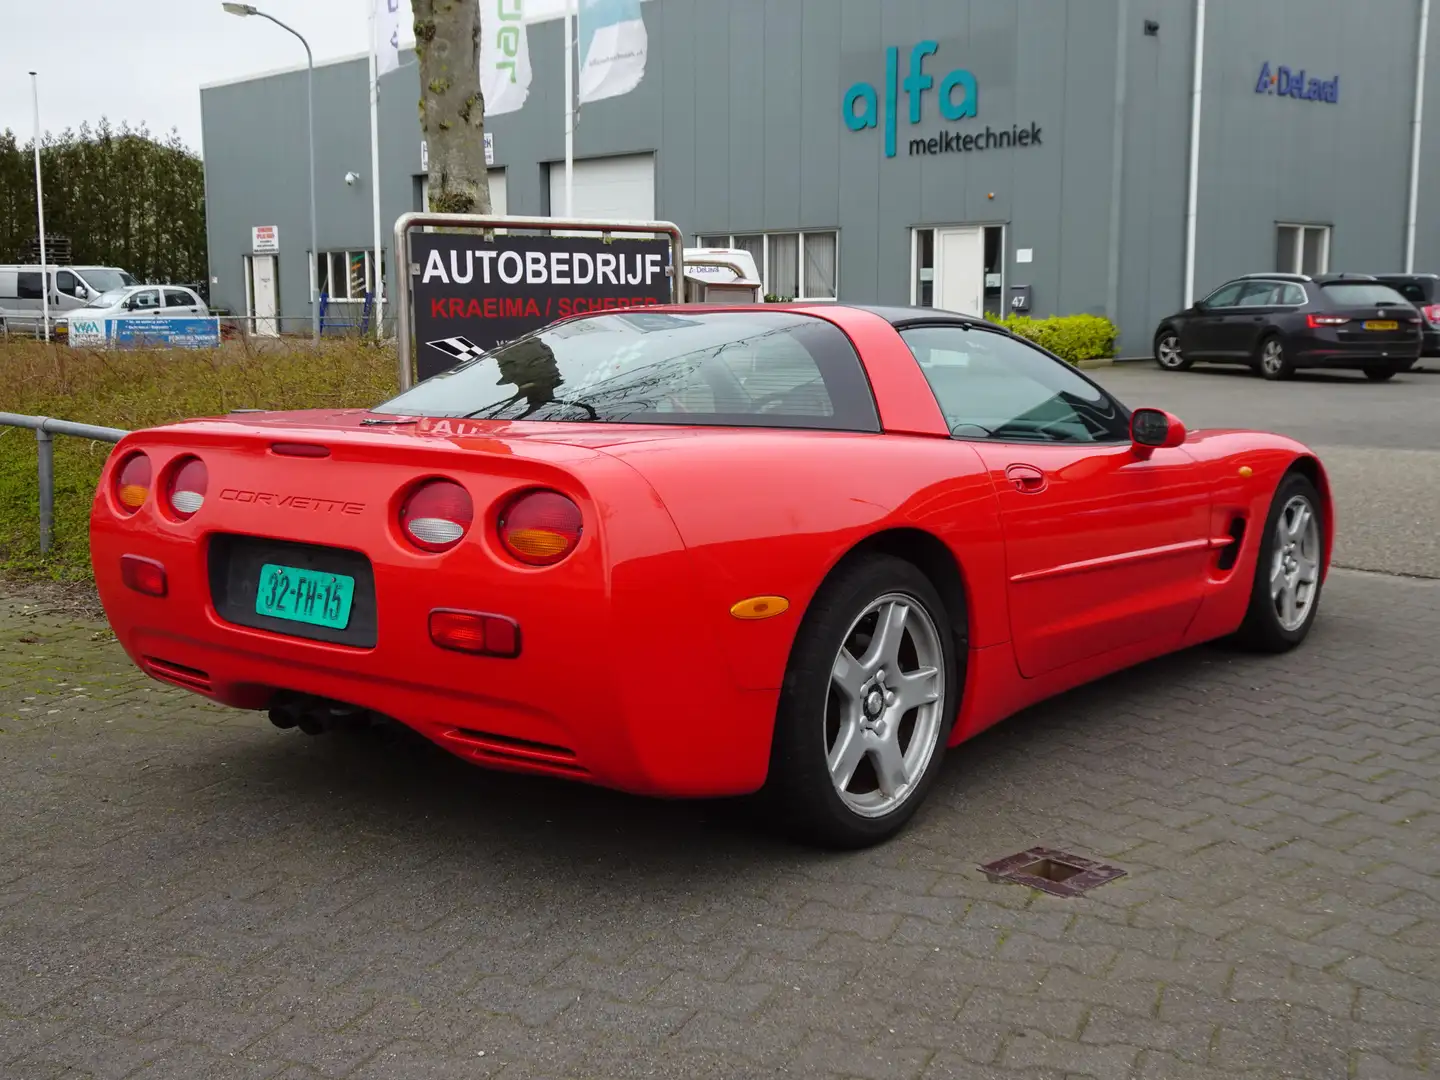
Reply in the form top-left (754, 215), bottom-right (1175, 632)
top-left (0, 412), bottom-right (129, 555)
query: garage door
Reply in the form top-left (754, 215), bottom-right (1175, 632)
top-left (548, 153), bottom-right (654, 222)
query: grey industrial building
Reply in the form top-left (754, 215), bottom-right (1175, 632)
top-left (200, 0), bottom-right (1439, 356)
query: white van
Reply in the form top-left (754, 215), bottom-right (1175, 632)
top-left (0, 265), bottom-right (137, 332)
top-left (681, 248), bottom-right (764, 303)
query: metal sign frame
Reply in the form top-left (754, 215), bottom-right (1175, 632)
top-left (392, 212), bottom-right (687, 392)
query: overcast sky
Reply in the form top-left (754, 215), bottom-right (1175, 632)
top-left (0, 0), bottom-right (408, 151)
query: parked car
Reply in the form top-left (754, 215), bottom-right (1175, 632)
top-left (0, 265), bottom-right (136, 332)
top-left (1154, 273), bottom-right (1422, 381)
top-left (55, 284), bottom-right (209, 333)
top-left (91, 304), bottom-right (1332, 847)
top-left (1371, 272), bottom-right (1440, 355)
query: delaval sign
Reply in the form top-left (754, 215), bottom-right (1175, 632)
top-left (844, 41), bottom-right (1041, 159)
top-left (1255, 62), bottom-right (1340, 103)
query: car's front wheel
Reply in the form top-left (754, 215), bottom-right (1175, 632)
top-left (1155, 329), bottom-right (1191, 371)
top-left (1234, 471), bottom-right (1325, 652)
top-left (766, 555), bottom-right (958, 848)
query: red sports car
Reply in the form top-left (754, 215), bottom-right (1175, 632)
top-left (90, 305), bottom-right (1332, 847)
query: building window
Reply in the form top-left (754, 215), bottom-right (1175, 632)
top-left (313, 249), bottom-right (384, 302)
top-left (1276, 224), bottom-right (1330, 276)
top-left (695, 231), bottom-right (839, 301)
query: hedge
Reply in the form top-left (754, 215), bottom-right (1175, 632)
top-left (0, 339), bottom-right (396, 582)
top-left (993, 313), bottom-right (1118, 364)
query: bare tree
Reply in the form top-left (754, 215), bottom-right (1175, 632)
top-left (414, 0), bottom-right (492, 216)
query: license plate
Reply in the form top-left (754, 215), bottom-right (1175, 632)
top-left (255, 563), bottom-right (355, 630)
top-left (1364, 320), bottom-right (1399, 331)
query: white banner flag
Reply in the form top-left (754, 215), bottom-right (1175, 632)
top-left (482, 0), bottom-right (533, 115)
top-left (374, 0), bottom-right (405, 77)
top-left (577, 0), bottom-right (648, 104)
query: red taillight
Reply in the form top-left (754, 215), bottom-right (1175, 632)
top-left (498, 491), bottom-right (583, 566)
top-left (400, 479), bottom-right (474, 552)
top-left (120, 554), bottom-right (167, 597)
top-left (1424, 304), bottom-right (1440, 325)
top-left (113, 452), bottom-right (151, 514)
top-left (428, 609), bottom-right (521, 658)
top-left (166, 457), bottom-right (208, 520)
top-left (1307, 314), bottom-right (1349, 327)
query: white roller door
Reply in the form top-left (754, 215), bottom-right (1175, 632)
top-left (548, 153), bottom-right (655, 222)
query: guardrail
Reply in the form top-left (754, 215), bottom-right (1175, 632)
top-left (0, 412), bottom-right (130, 556)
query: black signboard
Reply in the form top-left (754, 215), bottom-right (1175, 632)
top-left (410, 232), bottom-right (673, 380)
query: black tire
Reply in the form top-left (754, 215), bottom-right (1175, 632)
top-left (765, 554), bottom-right (960, 849)
top-left (1363, 366), bottom-right (1398, 382)
top-left (1154, 328), bottom-right (1192, 371)
top-left (1256, 334), bottom-right (1294, 380)
top-left (1233, 472), bottom-right (1325, 653)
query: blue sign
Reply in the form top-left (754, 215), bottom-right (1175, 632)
top-left (1256, 62), bottom-right (1339, 103)
top-left (845, 42), bottom-right (979, 158)
top-left (109, 317), bottom-right (222, 348)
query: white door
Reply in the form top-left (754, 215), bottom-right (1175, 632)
top-left (933, 227), bottom-right (984, 316)
top-left (548, 153), bottom-right (655, 231)
top-left (249, 254), bottom-right (278, 337)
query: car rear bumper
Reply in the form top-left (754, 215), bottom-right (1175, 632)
top-left (91, 500), bottom-right (780, 801)
top-left (1292, 334), bottom-right (1421, 368)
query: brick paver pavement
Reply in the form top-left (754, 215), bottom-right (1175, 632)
top-left (1, 568), bottom-right (1436, 1080)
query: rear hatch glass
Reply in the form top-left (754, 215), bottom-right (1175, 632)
top-left (374, 310), bottom-right (881, 432)
top-left (1320, 283), bottom-right (1410, 307)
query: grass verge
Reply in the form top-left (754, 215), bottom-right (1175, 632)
top-left (1, 338), bottom-right (398, 583)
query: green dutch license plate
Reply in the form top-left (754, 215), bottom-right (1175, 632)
top-left (254, 563), bottom-right (356, 630)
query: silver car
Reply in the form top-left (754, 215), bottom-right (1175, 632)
top-left (56, 284), bottom-right (210, 335)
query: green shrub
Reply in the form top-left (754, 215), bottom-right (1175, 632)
top-left (0, 338), bottom-right (397, 582)
top-left (993, 312), bottom-right (1118, 363)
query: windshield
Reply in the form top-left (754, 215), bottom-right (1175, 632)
top-left (374, 311), bottom-right (881, 431)
top-left (81, 269), bottom-right (135, 292)
top-left (88, 288), bottom-right (131, 308)
top-left (1321, 283), bottom-right (1410, 307)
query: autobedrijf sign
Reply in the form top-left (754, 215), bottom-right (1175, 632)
top-left (410, 233), bottom-right (672, 380)
top-left (843, 40), bottom-right (1042, 159)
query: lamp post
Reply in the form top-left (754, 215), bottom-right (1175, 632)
top-left (223, 2), bottom-right (319, 344)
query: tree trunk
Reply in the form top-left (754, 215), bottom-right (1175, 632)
top-left (414, 0), bottom-right (491, 217)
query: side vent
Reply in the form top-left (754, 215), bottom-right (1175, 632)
top-left (1216, 517), bottom-right (1247, 571)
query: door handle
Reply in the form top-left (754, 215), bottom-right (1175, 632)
top-left (1005, 463), bottom-right (1048, 493)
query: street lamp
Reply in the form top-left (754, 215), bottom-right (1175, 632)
top-left (223, 2), bottom-right (320, 345)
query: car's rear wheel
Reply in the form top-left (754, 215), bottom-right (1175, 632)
top-left (1233, 472), bottom-right (1325, 652)
top-left (1155, 329), bottom-right (1191, 371)
top-left (1257, 335), bottom-right (1294, 380)
top-left (1364, 366), bottom-right (1398, 382)
top-left (766, 555), bottom-right (958, 848)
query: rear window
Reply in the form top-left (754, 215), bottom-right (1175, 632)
top-left (1321, 283), bottom-right (1410, 306)
top-left (1381, 279), bottom-right (1433, 304)
top-left (374, 310), bottom-right (880, 431)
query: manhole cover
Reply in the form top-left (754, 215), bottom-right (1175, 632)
top-left (978, 847), bottom-right (1125, 898)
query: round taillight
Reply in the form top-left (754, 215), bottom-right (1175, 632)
top-left (167, 457), bottom-right (208, 519)
top-left (499, 491), bottom-right (583, 566)
top-left (400, 479), bottom-right (474, 553)
top-left (113, 452), bottom-right (151, 514)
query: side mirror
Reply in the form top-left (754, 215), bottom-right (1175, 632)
top-left (1131, 408), bottom-right (1187, 451)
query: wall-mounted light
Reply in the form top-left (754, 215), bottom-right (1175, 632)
top-left (345, 171), bottom-right (361, 186)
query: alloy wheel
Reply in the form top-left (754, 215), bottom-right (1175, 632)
top-left (1261, 339), bottom-right (1286, 376)
top-left (825, 593), bottom-right (945, 818)
top-left (1270, 494), bottom-right (1321, 631)
top-left (1156, 335), bottom-right (1184, 369)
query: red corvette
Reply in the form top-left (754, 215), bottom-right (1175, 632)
top-left (90, 305), bottom-right (1332, 847)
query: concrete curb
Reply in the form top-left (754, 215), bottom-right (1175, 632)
top-left (1083, 356), bottom-right (1440, 374)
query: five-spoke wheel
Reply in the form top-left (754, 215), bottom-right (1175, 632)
top-left (766, 555), bottom-right (959, 848)
top-left (1236, 471), bottom-right (1326, 651)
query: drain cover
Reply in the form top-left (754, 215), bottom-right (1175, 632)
top-left (978, 847), bottom-right (1125, 898)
